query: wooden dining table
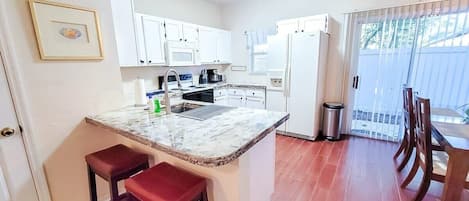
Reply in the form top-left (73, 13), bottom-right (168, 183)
top-left (431, 108), bottom-right (469, 201)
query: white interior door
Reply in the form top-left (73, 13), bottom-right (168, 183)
top-left (0, 53), bottom-right (39, 201)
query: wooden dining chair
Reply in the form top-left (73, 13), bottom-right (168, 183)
top-left (394, 87), bottom-right (415, 171)
top-left (400, 96), bottom-right (469, 201)
top-left (394, 88), bottom-right (443, 172)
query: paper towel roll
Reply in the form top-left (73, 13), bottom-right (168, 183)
top-left (134, 78), bottom-right (147, 106)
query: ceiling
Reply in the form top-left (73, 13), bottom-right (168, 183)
top-left (204, 0), bottom-right (237, 5)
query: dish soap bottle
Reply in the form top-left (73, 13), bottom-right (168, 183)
top-left (154, 98), bottom-right (161, 113)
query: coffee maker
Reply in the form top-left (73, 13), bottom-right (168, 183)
top-left (207, 69), bottom-right (223, 83)
top-left (199, 69), bottom-right (208, 84)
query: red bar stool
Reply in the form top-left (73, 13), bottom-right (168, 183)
top-left (85, 144), bottom-right (149, 201)
top-left (124, 162), bottom-right (208, 201)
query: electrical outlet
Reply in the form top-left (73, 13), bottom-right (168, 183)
top-left (270, 78), bottom-right (283, 87)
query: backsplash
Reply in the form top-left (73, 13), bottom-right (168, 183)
top-left (120, 66), bottom-right (226, 105)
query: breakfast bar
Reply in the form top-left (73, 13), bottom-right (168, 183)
top-left (86, 105), bottom-right (289, 201)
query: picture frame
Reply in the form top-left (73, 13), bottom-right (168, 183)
top-left (29, 0), bottom-right (104, 60)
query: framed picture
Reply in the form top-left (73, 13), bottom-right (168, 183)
top-left (29, 0), bottom-right (104, 60)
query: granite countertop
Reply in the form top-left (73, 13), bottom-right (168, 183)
top-left (85, 105), bottom-right (289, 167)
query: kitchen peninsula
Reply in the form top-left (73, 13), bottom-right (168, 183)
top-left (85, 104), bottom-right (289, 201)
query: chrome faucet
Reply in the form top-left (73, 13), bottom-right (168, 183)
top-left (163, 69), bottom-right (182, 114)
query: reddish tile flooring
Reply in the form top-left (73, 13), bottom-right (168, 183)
top-left (273, 134), bottom-right (469, 201)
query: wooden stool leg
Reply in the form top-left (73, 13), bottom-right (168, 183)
top-left (201, 189), bottom-right (208, 201)
top-left (127, 193), bottom-right (138, 201)
top-left (109, 178), bottom-right (119, 201)
top-left (87, 165), bottom-right (97, 201)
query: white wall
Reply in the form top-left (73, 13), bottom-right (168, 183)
top-left (220, 0), bottom-right (418, 102)
top-left (2, 0), bottom-right (125, 200)
top-left (134, 0), bottom-right (223, 28)
top-left (120, 0), bottom-right (225, 105)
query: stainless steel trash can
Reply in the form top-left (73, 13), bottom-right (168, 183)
top-left (322, 102), bottom-right (344, 141)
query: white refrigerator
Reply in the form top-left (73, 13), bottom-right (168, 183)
top-left (266, 31), bottom-right (329, 140)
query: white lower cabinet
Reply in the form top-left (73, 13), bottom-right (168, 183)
top-left (227, 95), bottom-right (245, 107)
top-left (245, 97), bottom-right (265, 109)
top-left (266, 90), bottom-right (286, 132)
top-left (214, 87), bottom-right (266, 109)
top-left (214, 96), bottom-right (229, 106)
top-left (214, 88), bottom-right (229, 106)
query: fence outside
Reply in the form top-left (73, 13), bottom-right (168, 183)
top-left (351, 46), bottom-right (469, 141)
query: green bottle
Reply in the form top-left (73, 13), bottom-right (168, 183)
top-left (154, 98), bottom-right (161, 113)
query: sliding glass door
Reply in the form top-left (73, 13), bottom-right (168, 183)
top-left (346, 1), bottom-right (469, 141)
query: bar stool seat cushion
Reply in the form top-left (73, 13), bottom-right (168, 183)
top-left (125, 162), bottom-right (207, 201)
top-left (85, 144), bottom-right (148, 180)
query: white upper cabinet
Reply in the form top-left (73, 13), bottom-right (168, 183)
top-left (165, 20), bottom-right (199, 43)
top-left (134, 13), bottom-right (147, 65)
top-left (277, 14), bottom-right (329, 34)
top-left (134, 14), bottom-right (166, 65)
top-left (199, 26), bottom-right (232, 64)
top-left (110, 1), bottom-right (231, 67)
top-left (277, 19), bottom-right (300, 35)
top-left (141, 16), bottom-right (166, 65)
top-left (217, 30), bottom-right (232, 64)
top-left (164, 19), bottom-right (184, 42)
top-left (300, 15), bottom-right (329, 33)
top-left (199, 27), bottom-right (218, 63)
top-left (183, 23), bottom-right (199, 43)
top-left (110, 0), bottom-right (139, 66)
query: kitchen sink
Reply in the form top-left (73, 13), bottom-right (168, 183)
top-left (171, 102), bottom-right (203, 113)
top-left (170, 88), bottom-right (191, 92)
top-left (172, 103), bottom-right (234, 121)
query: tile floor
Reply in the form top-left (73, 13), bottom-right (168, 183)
top-left (272, 134), bottom-right (469, 201)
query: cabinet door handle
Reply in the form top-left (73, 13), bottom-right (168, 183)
top-left (148, 60), bottom-right (152, 63)
top-left (184, 39), bottom-right (188, 42)
top-left (179, 38), bottom-right (183, 41)
top-left (140, 60), bottom-right (145, 64)
top-left (295, 30), bottom-right (298, 33)
top-left (301, 29), bottom-right (304, 32)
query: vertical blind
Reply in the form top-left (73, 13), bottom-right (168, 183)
top-left (344, 0), bottom-right (469, 141)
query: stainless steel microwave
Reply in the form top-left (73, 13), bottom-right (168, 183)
top-left (165, 41), bottom-right (201, 66)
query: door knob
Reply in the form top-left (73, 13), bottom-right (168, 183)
top-left (1, 127), bottom-right (15, 137)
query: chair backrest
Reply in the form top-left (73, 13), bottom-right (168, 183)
top-left (414, 96), bottom-right (433, 172)
top-left (403, 88), bottom-right (415, 140)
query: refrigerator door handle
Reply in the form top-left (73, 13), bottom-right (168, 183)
top-left (284, 35), bottom-right (292, 97)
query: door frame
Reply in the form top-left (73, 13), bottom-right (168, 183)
top-left (341, 14), bottom-right (362, 135)
top-left (0, 1), bottom-right (51, 201)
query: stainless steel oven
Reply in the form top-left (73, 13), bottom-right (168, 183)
top-left (183, 89), bottom-right (214, 103)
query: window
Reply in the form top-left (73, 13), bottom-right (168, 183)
top-left (245, 28), bottom-right (276, 74)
